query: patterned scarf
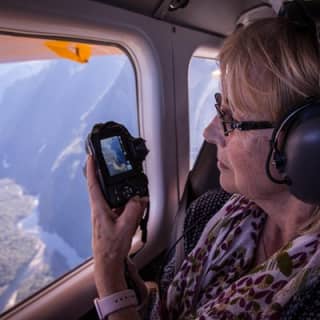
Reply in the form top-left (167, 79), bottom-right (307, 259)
top-left (166, 194), bottom-right (320, 319)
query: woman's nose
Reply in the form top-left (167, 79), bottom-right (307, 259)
top-left (203, 116), bottom-right (226, 147)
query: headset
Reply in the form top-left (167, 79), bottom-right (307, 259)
top-left (265, 0), bottom-right (320, 205)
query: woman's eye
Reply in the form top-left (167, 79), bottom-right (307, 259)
top-left (222, 109), bottom-right (234, 122)
top-left (223, 97), bottom-right (230, 106)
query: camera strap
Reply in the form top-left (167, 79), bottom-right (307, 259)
top-left (140, 203), bottom-right (150, 243)
top-left (172, 176), bottom-right (191, 274)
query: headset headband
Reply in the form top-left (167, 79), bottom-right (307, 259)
top-left (279, 1), bottom-right (320, 49)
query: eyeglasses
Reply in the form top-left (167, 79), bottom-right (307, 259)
top-left (214, 92), bottom-right (274, 136)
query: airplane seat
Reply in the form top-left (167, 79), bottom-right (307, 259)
top-left (188, 141), bottom-right (222, 204)
top-left (140, 140), bottom-right (231, 283)
top-left (183, 140), bottom-right (232, 252)
top-left (174, 140), bottom-right (231, 264)
top-left (159, 141), bottom-right (231, 271)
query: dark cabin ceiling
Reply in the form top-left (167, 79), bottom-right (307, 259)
top-left (92, 0), bottom-right (271, 36)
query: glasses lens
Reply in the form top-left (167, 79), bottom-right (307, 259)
top-left (214, 92), bottom-right (222, 108)
top-left (214, 92), bottom-right (229, 135)
top-left (83, 162), bottom-right (87, 178)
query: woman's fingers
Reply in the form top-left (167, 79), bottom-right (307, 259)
top-left (119, 196), bottom-right (149, 235)
top-left (112, 207), bottom-right (124, 217)
top-left (126, 258), bottom-right (148, 306)
top-left (86, 156), bottom-right (110, 211)
top-left (86, 156), bottom-right (121, 221)
top-left (87, 156), bottom-right (149, 259)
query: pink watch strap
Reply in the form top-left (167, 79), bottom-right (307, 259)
top-left (94, 289), bottom-right (138, 319)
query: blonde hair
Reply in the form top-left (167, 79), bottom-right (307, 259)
top-left (219, 18), bottom-right (320, 122)
top-left (219, 17), bottom-right (320, 235)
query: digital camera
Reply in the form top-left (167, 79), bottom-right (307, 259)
top-left (85, 121), bottom-right (149, 208)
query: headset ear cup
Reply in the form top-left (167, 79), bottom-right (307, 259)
top-left (273, 149), bottom-right (287, 174)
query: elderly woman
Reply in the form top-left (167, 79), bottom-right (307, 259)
top-left (87, 17), bottom-right (320, 319)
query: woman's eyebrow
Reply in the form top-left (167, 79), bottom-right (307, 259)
top-left (221, 96), bottom-right (230, 108)
top-left (220, 101), bottom-right (232, 115)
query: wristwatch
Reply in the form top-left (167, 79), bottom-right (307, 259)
top-left (94, 289), bottom-right (138, 319)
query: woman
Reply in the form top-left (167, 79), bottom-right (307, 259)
top-left (87, 17), bottom-right (320, 319)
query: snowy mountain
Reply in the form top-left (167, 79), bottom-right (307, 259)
top-left (0, 56), bottom-right (138, 259)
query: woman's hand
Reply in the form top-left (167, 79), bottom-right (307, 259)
top-left (86, 156), bottom-right (148, 297)
top-left (126, 258), bottom-right (149, 309)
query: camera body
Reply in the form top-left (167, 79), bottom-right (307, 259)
top-left (86, 121), bottom-right (149, 208)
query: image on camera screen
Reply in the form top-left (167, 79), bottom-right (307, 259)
top-left (100, 136), bottom-right (133, 176)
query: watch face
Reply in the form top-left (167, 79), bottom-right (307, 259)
top-left (100, 136), bottom-right (133, 176)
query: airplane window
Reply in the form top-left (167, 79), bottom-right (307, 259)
top-left (0, 35), bottom-right (138, 314)
top-left (188, 57), bottom-right (220, 168)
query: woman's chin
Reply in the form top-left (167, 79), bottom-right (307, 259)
top-left (219, 174), bottom-right (237, 194)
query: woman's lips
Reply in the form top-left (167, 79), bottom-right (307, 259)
top-left (217, 160), bottom-right (229, 170)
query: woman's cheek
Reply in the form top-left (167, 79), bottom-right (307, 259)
top-left (239, 133), bottom-right (269, 158)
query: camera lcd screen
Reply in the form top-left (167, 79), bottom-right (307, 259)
top-left (100, 136), bottom-right (133, 176)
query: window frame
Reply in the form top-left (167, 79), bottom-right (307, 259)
top-left (0, 34), bottom-right (141, 315)
top-left (0, 2), bottom-right (223, 319)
